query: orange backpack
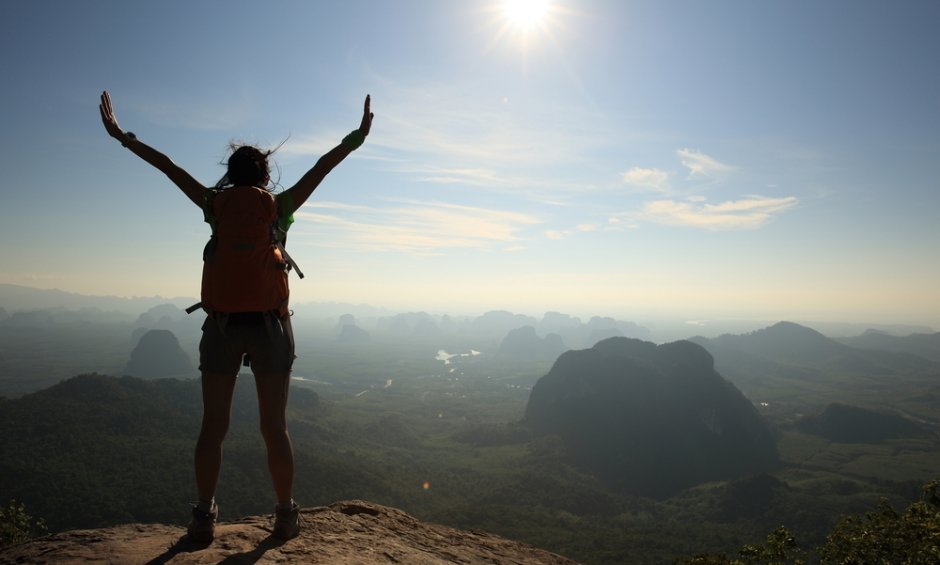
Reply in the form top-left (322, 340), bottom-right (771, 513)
top-left (187, 186), bottom-right (303, 317)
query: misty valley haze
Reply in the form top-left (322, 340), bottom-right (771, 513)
top-left (1, 284), bottom-right (939, 563)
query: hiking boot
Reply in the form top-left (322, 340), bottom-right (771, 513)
top-left (272, 502), bottom-right (301, 540)
top-left (187, 502), bottom-right (218, 543)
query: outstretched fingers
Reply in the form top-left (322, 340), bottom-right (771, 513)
top-left (99, 90), bottom-right (124, 138)
top-left (360, 94), bottom-right (373, 135)
top-left (98, 103), bottom-right (108, 124)
top-left (100, 91), bottom-right (113, 118)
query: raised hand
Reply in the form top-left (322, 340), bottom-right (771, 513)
top-left (98, 91), bottom-right (126, 141)
top-left (359, 94), bottom-right (374, 136)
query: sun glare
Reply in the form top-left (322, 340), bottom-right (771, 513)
top-left (501, 0), bottom-right (550, 32)
top-left (481, 0), bottom-right (569, 65)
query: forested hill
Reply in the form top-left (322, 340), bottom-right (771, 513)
top-left (0, 373), bottom-right (334, 531)
top-left (796, 402), bottom-right (932, 443)
top-left (524, 337), bottom-right (778, 497)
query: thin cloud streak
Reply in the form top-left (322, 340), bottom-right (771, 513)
top-left (677, 148), bottom-right (735, 179)
top-left (543, 223), bottom-right (600, 240)
top-left (544, 230), bottom-right (572, 240)
top-left (294, 200), bottom-right (541, 253)
top-left (316, 79), bottom-right (611, 192)
top-left (389, 165), bottom-right (511, 187)
top-left (639, 196), bottom-right (798, 230)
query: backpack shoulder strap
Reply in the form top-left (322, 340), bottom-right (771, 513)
top-left (275, 191), bottom-right (295, 236)
top-left (187, 190), bottom-right (222, 316)
top-left (202, 189), bottom-right (221, 233)
top-left (272, 191), bottom-right (303, 279)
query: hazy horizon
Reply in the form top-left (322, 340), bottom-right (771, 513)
top-left (2, 1), bottom-right (938, 328)
top-left (1, 282), bottom-right (935, 342)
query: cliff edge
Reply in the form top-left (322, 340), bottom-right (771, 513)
top-left (0, 500), bottom-right (580, 564)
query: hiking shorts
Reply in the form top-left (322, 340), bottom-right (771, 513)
top-left (199, 312), bottom-right (295, 376)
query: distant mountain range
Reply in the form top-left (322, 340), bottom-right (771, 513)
top-left (691, 321), bottom-right (936, 374)
top-left (0, 283), bottom-right (194, 315)
top-left (524, 337), bottom-right (778, 497)
top-left (686, 322), bottom-right (940, 425)
top-left (692, 320), bottom-right (937, 374)
top-left (836, 330), bottom-right (940, 364)
top-left (5, 282), bottom-right (935, 344)
top-left (498, 326), bottom-right (566, 360)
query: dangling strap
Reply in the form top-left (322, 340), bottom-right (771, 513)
top-left (275, 240), bottom-right (305, 279)
top-left (273, 192), bottom-right (303, 278)
top-left (184, 304), bottom-right (225, 338)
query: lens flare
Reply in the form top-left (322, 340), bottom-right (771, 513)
top-left (482, 0), bottom-right (570, 66)
top-left (501, 0), bottom-right (550, 32)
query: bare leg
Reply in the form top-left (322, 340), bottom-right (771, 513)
top-left (255, 371), bottom-right (294, 503)
top-left (194, 371), bottom-right (237, 501)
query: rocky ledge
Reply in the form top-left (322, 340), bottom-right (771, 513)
top-left (0, 500), bottom-right (580, 564)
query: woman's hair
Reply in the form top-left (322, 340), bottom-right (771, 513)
top-left (215, 143), bottom-right (276, 190)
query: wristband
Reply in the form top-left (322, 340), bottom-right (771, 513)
top-left (121, 131), bottom-right (137, 147)
top-left (341, 130), bottom-right (365, 151)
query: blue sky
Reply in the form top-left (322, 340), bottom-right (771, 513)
top-left (1, 0), bottom-right (938, 327)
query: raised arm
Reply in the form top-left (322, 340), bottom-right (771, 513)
top-left (282, 95), bottom-right (374, 213)
top-left (99, 91), bottom-right (208, 207)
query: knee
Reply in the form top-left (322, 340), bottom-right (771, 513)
top-left (259, 418), bottom-right (288, 444)
top-left (198, 417), bottom-right (230, 446)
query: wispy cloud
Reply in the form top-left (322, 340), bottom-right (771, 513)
top-left (604, 216), bottom-right (638, 231)
top-left (544, 223), bottom-right (598, 240)
top-left (385, 165), bottom-right (511, 187)
top-left (677, 148), bottom-right (735, 179)
top-left (621, 166), bottom-right (671, 192)
top-left (639, 195), bottom-right (798, 230)
top-left (623, 149), bottom-right (732, 195)
top-left (289, 79), bottom-right (614, 193)
top-left (293, 200), bottom-right (541, 253)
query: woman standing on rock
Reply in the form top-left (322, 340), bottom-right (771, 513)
top-left (99, 90), bottom-right (373, 542)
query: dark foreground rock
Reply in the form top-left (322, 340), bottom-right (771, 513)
top-left (1, 500), bottom-right (580, 564)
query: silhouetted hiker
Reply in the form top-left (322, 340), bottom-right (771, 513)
top-left (99, 90), bottom-right (373, 542)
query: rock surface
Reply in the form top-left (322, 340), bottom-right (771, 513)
top-left (1, 500), bottom-right (580, 565)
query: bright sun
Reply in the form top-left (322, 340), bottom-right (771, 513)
top-left (501, 0), bottom-right (550, 32)
top-left (484, 0), bottom-right (566, 60)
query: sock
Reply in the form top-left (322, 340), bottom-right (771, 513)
top-left (197, 497), bottom-right (216, 513)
